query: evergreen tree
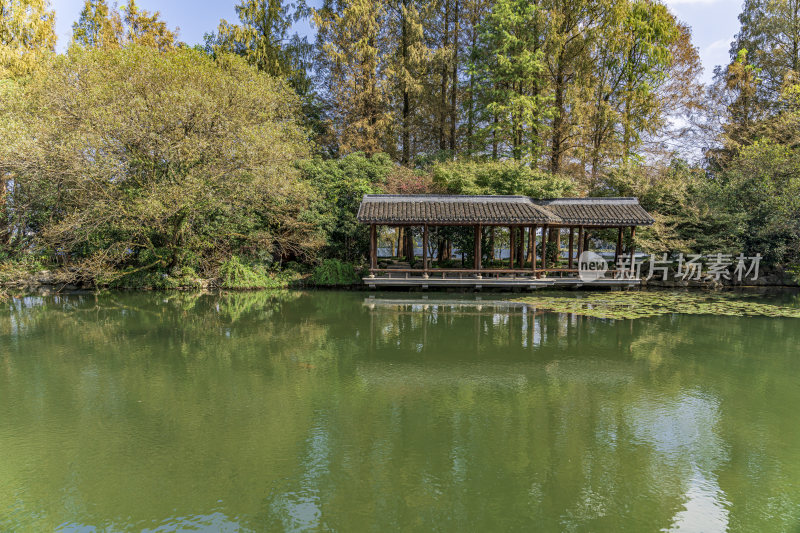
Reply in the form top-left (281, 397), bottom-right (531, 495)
top-left (541, 0), bottom-right (600, 173)
top-left (207, 0), bottom-right (311, 92)
top-left (72, 0), bottom-right (122, 48)
top-left (122, 0), bottom-right (177, 51)
top-left (384, 0), bottom-right (430, 163)
top-left (313, 0), bottom-right (393, 155)
top-left (0, 0), bottom-right (55, 78)
top-left (731, 0), bottom-right (800, 104)
top-left (72, 0), bottom-right (177, 51)
top-left (471, 0), bottom-right (550, 163)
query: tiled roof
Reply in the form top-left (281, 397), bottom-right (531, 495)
top-left (357, 195), bottom-right (559, 224)
top-left (357, 195), bottom-right (654, 226)
top-left (533, 198), bottom-right (655, 226)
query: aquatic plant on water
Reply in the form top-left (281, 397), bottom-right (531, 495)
top-left (515, 291), bottom-right (800, 319)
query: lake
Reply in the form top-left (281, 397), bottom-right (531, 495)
top-left (1, 290), bottom-right (799, 532)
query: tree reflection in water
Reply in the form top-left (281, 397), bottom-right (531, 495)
top-left (1, 291), bottom-right (799, 531)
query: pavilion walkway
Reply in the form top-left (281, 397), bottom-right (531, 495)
top-left (357, 194), bottom-right (654, 290)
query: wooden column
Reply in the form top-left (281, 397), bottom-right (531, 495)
top-left (615, 227), bottom-right (623, 264)
top-left (519, 227), bottom-right (526, 265)
top-left (422, 224), bottom-right (429, 274)
top-left (396, 226), bottom-right (403, 257)
top-left (629, 226), bottom-right (636, 275)
top-left (542, 225), bottom-right (549, 271)
top-left (370, 224), bottom-right (377, 271)
top-left (568, 227), bottom-right (575, 269)
top-left (509, 226), bottom-right (515, 269)
top-left (577, 226), bottom-right (584, 262)
top-left (528, 225), bottom-right (534, 272)
top-left (474, 225), bottom-right (482, 272)
top-left (409, 227), bottom-right (416, 263)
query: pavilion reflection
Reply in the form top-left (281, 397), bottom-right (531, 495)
top-left (362, 296), bottom-right (612, 360)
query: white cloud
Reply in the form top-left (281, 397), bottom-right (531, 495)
top-left (705, 39), bottom-right (731, 53)
top-left (665, 0), bottom-right (720, 5)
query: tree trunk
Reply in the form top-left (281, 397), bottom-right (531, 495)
top-left (551, 59), bottom-right (565, 173)
top-left (449, 0), bottom-right (459, 152)
top-left (401, 0), bottom-right (410, 164)
top-left (439, 0), bottom-right (450, 151)
top-left (492, 112), bottom-right (498, 159)
top-left (466, 25), bottom-right (476, 155)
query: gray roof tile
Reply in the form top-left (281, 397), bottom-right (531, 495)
top-left (357, 195), bottom-right (654, 226)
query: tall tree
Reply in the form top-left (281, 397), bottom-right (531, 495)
top-left (314, 0), bottom-right (393, 156)
top-left (72, 0), bottom-right (122, 48)
top-left (72, 0), bottom-right (177, 50)
top-left (207, 0), bottom-right (311, 93)
top-left (472, 0), bottom-right (550, 163)
top-left (617, 0), bottom-right (678, 161)
top-left (461, 0), bottom-right (491, 156)
top-left (122, 0), bottom-right (177, 51)
top-left (731, 0), bottom-right (800, 105)
top-left (542, 0), bottom-right (600, 174)
top-left (0, 0), bottom-right (55, 78)
top-left (0, 45), bottom-right (316, 280)
top-left (384, 0), bottom-right (429, 163)
top-left (580, 0), bottom-right (679, 176)
top-left (710, 48), bottom-right (765, 158)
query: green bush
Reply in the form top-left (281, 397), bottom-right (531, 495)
top-left (109, 267), bottom-right (202, 290)
top-left (219, 256), bottom-right (286, 290)
top-left (311, 259), bottom-right (361, 286)
top-left (545, 241), bottom-right (560, 265)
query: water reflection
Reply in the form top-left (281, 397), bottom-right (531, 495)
top-left (1, 291), bottom-right (799, 531)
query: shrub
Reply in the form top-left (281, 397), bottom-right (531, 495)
top-left (219, 256), bottom-right (286, 290)
top-left (311, 259), bottom-right (361, 286)
top-left (109, 268), bottom-right (203, 290)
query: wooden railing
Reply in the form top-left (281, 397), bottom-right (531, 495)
top-left (367, 268), bottom-right (635, 279)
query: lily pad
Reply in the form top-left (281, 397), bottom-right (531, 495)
top-left (514, 291), bottom-right (800, 320)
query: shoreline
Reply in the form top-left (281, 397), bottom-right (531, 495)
top-left (5, 280), bottom-right (799, 296)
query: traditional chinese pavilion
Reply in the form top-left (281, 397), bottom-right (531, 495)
top-left (357, 194), bottom-right (654, 288)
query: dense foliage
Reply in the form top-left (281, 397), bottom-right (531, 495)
top-left (0, 44), bottom-right (316, 284)
top-left (0, 0), bottom-right (799, 287)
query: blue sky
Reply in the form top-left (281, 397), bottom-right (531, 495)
top-left (50, 0), bottom-right (741, 83)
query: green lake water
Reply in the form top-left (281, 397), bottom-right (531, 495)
top-left (1, 290), bottom-right (800, 532)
